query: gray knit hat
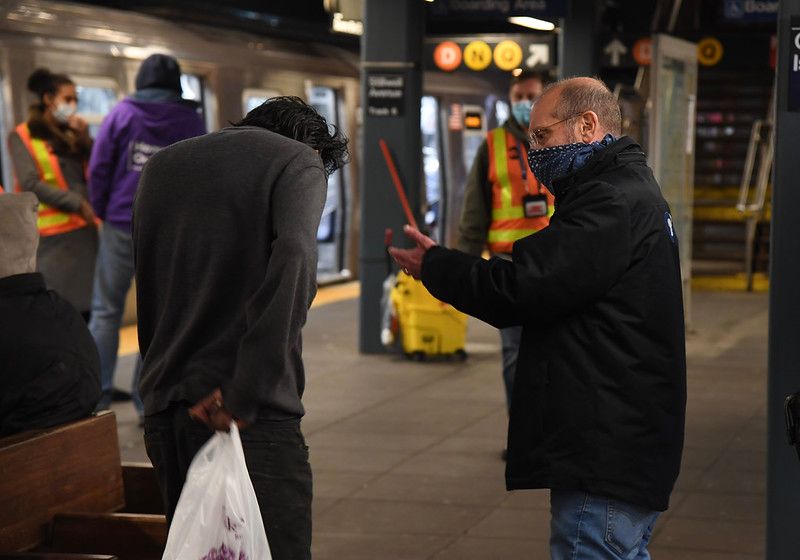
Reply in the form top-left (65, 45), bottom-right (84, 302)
top-left (0, 192), bottom-right (39, 279)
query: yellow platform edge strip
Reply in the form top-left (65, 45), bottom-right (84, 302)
top-left (118, 281), bottom-right (361, 356)
top-left (692, 273), bottom-right (769, 293)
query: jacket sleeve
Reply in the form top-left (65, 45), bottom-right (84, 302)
top-left (224, 151), bottom-right (327, 423)
top-left (457, 139), bottom-right (491, 256)
top-left (422, 181), bottom-right (632, 329)
top-left (8, 132), bottom-right (84, 212)
top-left (87, 113), bottom-right (118, 219)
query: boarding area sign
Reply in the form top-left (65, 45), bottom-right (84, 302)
top-left (427, 0), bottom-right (568, 20)
top-left (723, 0), bottom-right (779, 22)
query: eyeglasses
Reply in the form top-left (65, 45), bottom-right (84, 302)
top-left (529, 111), bottom-right (588, 148)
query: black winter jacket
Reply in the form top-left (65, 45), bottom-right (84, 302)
top-left (422, 136), bottom-right (686, 511)
top-left (0, 273), bottom-right (101, 437)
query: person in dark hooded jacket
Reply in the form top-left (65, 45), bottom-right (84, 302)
top-left (0, 191), bottom-right (101, 437)
top-left (390, 77), bottom-right (686, 560)
top-left (88, 54), bottom-right (206, 417)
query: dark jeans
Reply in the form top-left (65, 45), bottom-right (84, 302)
top-left (143, 403), bottom-right (313, 560)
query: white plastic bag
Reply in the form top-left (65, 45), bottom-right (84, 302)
top-left (162, 422), bottom-right (272, 560)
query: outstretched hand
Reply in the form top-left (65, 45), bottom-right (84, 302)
top-left (387, 225), bottom-right (437, 280)
top-left (188, 388), bottom-right (249, 432)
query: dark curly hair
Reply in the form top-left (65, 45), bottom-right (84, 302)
top-left (233, 96), bottom-right (349, 176)
top-left (27, 68), bottom-right (73, 106)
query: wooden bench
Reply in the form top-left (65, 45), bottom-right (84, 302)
top-left (0, 412), bottom-right (167, 560)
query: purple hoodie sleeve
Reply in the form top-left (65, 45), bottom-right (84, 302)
top-left (192, 113), bottom-right (207, 137)
top-left (87, 111), bottom-right (118, 219)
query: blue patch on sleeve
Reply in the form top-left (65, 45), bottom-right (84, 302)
top-left (664, 212), bottom-right (677, 244)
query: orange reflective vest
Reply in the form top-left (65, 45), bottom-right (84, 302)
top-left (486, 127), bottom-right (554, 254)
top-left (13, 122), bottom-right (88, 236)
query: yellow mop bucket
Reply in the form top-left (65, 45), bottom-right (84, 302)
top-left (389, 271), bottom-right (468, 360)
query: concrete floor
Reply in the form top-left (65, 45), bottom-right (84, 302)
top-left (111, 290), bottom-right (769, 559)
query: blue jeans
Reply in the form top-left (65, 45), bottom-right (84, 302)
top-left (89, 224), bottom-right (142, 414)
top-left (550, 490), bottom-right (660, 560)
top-left (500, 325), bottom-right (522, 412)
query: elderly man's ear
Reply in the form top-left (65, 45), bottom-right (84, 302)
top-left (577, 111), bottom-right (601, 143)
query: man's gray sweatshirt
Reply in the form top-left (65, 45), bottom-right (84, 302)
top-left (132, 126), bottom-right (327, 423)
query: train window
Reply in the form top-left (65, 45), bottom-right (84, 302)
top-left (307, 85), bottom-right (348, 279)
top-left (180, 74), bottom-right (203, 102)
top-left (242, 89), bottom-right (281, 115)
top-left (74, 76), bottom-right (120, 137)
top-left (0, 72), bottom-right (8, 190)
top-left (180, 73), bottom-right (207, 125)
top-left (421, 96), bottom-right (444, 242)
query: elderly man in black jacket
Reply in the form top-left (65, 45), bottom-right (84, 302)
top-left (0, 191), bottom-right (100, 437)
top-left (391, 77), bottom-right (686, 559)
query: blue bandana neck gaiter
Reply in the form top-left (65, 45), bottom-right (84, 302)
top-left (527, 133), bottom-right (617, 194)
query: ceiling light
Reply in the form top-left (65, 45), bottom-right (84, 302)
top-left (507, 16), bottom-right (555, 31)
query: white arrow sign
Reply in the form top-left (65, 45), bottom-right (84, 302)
top-left (604, 38), bottom-right (628, 67)
top-left (527, 44), bottom-right (550, 67)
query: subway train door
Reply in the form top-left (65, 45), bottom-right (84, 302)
top-left (439, 102), bottom-right (488, 247)
top-left (421, 96), bottom-right (445, 242)
top-left (0, 73), bottom-right (9, 190)
top-left (308, 85), bottom-right (348, 282)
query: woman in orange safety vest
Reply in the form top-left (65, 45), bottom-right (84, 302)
top-left (8, 68), bottom-right (98, 319)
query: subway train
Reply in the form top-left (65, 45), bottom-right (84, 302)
top-left (0, 0), bottom-right (510, 284)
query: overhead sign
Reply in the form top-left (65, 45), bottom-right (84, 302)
top-left (433, 41), bottom-right (462, 72)
top-left (697, 37), bottom-right (724, 66)
top-left (603, 38), bottom-right (627, 67)
top-left (366, 74), bottom-right (404, 117)
top-left (599, 36), bottom-right (650, 68)
top-left (790, 18), bottom-right (800, 112)
top-left (426, 35), bottom-right (556, 74)
top-left (632, 38), bottom-right (652, 66)
top-left (464, 40), bottom-right (493, 70)
top-left (603, 33), bottom-right (776, 71)
top-left (494, 40), bottom-right (523, 71)
top-left (427, 0), bottom-right (567, 20)
top-left (723, 0), bottom-right (778, 23)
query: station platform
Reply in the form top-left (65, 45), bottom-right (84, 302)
top-left (110, 287), bottom-right (768, 560)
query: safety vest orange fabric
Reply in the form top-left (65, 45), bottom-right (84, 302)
top-left (12, 122), bottom-right (88, 236)
top-left (486, 127), bottom-right (555, 254)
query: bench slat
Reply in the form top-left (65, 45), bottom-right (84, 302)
top-left (0, 413), bottom-right (125, 552)
top-left (50, 513), bottom-right (166, 560)
top-left (0, 554), bottom-right (117, 560)
top-left (120, 464), bottom-right (163, 515)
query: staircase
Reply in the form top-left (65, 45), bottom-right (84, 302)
top-left (692, 68), bottom-right (773, 291)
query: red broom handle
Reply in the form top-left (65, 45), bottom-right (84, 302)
top-left (378, 138), bottom-right (418, 230)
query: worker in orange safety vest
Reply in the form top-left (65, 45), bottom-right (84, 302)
top-left (458, 70), bottom-right (554, 439)
top-left (8, 68), bottom-right (97, 318)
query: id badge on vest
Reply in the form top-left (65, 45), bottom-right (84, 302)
top-left (522, 193), bottom-right (549, 218)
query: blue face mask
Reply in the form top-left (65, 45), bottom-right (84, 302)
top-left (511, 100), bottom-right (532, 126)
top-left (527, 134), bottom-right (617, 194)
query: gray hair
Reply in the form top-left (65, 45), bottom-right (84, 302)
top-left (540, 76), bottom-right (622, 136)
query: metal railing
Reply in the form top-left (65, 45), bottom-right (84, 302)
top-left (736, 109), bottom-right (774, 291)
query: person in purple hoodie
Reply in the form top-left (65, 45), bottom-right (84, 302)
top-left (88, 54), bottom-right (206, 419)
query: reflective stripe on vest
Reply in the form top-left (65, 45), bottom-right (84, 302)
top-left (486, 127), bottom-right (554, 253)
top-left (13, 123), bottom-right (87, 236)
